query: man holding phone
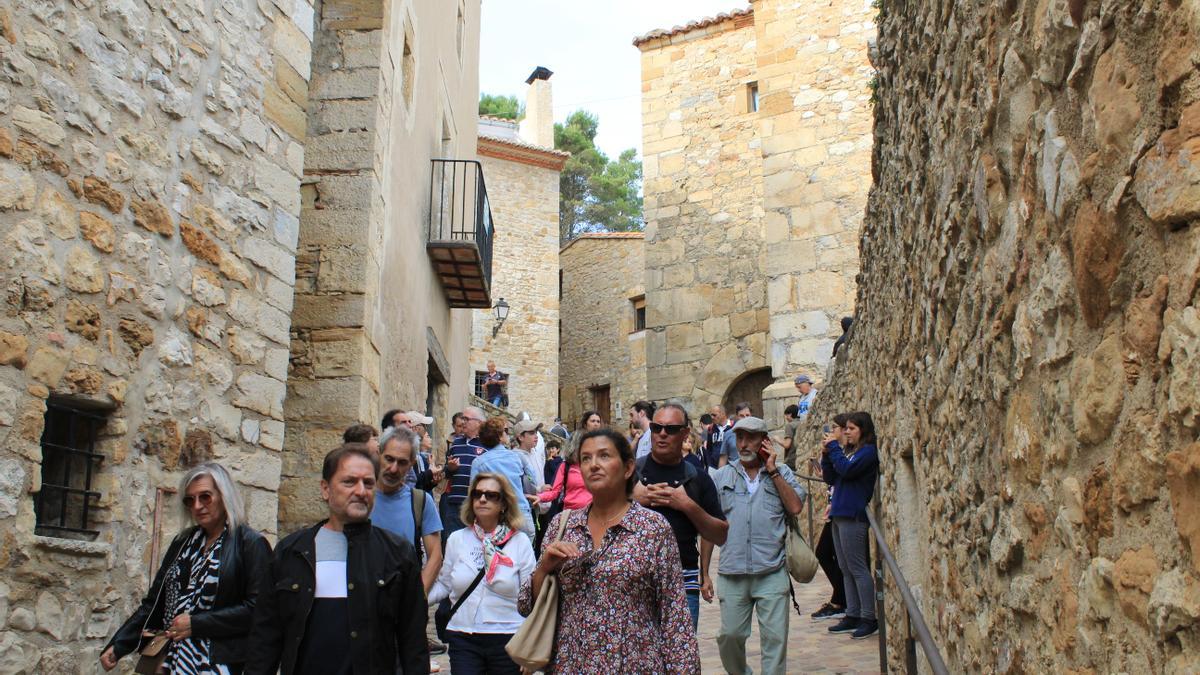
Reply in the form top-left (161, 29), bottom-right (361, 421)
top-left (701, 416), bottom-right (806, 675)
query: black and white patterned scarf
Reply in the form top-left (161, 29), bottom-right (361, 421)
top-left (162, 528), bottom-right (225, 674)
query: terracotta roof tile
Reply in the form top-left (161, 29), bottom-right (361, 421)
top-left (477, 129), bottom-right (571, 158)
top-left (633, 6), bottom-right (753, 46)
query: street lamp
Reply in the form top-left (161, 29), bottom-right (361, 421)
top-left (492, 298), bottom-right (510, 337)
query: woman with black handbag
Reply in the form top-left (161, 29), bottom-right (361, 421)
top-left (429, 472), bottom-right (536, 674)
top-left (101, 462), bottom-right (271, 674)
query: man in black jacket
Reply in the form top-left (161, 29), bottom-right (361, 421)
top-left (247, 443), bottom-right (429, 675)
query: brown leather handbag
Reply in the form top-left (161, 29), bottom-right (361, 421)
top-left (134, 631), bottom-right (170, 674)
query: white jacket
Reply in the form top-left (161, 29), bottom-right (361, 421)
top-left (428, 528), bottom-right (535, 634)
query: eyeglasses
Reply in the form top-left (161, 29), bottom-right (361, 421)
top-left (649, 422), bottom-right (687, 435)
top-left (183, 492), bottom-right (214, 509)
top-left (471, 489), bottom-right (502, 503)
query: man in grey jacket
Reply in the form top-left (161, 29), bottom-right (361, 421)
top-left (701, 417), bottom-right (806, 675)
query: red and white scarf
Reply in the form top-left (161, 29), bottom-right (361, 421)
top-left (473, 523), bottom-right (515, 583)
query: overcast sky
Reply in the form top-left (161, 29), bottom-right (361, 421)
top-left (479, 0), bottom-right (750, 159)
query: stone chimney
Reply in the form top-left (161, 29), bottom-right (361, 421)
top-left (519, 66), bottom-right (554, 148)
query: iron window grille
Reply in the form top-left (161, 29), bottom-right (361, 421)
top-left (35, 400), bottom-right (106, 537)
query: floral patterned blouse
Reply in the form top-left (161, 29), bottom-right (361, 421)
top-left (519, 502), bottom-right (700, 674)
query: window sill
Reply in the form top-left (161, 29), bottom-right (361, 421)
top-left (34, 535), bottom-right (111, 557)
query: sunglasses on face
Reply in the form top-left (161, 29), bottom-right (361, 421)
top-left (649, 422), bottom-right (687, 435)
top-left (183, 492), bottom-right (214, 509)
top-left (471, 489), bottom-right (502, 503)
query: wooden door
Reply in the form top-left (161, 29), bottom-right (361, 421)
top-left (591, 385), bottom-right (611, 426)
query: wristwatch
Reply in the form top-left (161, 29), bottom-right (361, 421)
top-left (766, 469), bottom-right (780, 478)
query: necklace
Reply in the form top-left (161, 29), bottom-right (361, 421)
top-left (589, 501), bottom-right (630, 530)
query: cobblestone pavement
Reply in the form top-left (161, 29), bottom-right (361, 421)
top-left (696, 568), bottom-right (881, 674)
top-left (429, 566), bottom-right (880, 674)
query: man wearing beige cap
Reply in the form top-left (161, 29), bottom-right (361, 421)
top-left (702, 416), bottom-right (806, 675)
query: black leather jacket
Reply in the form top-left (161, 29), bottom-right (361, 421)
top-left (105, 524), bottom-right (272, 666)
top-left (246, 520), bottom-right (429, 675)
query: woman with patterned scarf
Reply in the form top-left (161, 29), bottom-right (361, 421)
top-left (101, 462), bottom-right (271, 674)
top-left (430, 472), bottom-right (536, 674)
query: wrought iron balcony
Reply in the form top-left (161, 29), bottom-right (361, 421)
top-left (428, 159), bottom-right (494, 308)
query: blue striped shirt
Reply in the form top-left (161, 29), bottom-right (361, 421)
top-left (445, 436), bottom-right (486, 507)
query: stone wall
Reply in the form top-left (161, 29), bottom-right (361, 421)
top-left (282, 0), bottom-right (482, 531)
top-left (803, 0), bottom-right (1200, 671)
top-left (559, 234), bottom-right (646, 428)
top-left (752, 0), bottom-right (873, 377)
top-left (0, 0), bottom-right (310, 668)
top-left (471, 137), bottom-right (564, 424)
top-left (636, 0), bottom-right (871, 416)
top-left (637, 14), bottom-right (769, 413)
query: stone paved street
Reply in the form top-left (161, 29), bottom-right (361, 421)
top-left (429, 565), bottom-right (880, 674)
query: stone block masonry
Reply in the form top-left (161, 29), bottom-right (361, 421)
top-left (0, 0), bottom-right (311, 668)
top-left (800, 0), bottom-right (1200, 671)
top-left (559, 234), bottom-right (647, 428)
top-left (635, 0), bottom-right (871, 416)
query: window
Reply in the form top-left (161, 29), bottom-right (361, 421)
top-left (473, 370), bottom-right (488, 400)
top-left (747, 82), bottom-right (759, 113)
top-left (631, 295), bottom-right (646, 332)
top-left (401, 25), bottom-right (416, 108)
top-left (35, 399), bottom-right (107, 537)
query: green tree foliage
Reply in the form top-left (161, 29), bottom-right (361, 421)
top-left (479, 93), bottom-right (523, 120)
top-left (554, 110), bottom-right (643, 241)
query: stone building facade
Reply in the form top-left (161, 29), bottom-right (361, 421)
top-left (801, 0), bottom-right (1200, 672)
top-left (0, 0), bottom-right (311, 668)
top-left (634, 0), bottom-right (873, 417)
top-left (470, 70), bottom-right (568, 424)
top-left (280, 0), bottom-right (483, 532)
top-left (559, 233), bottom-right (647, 429)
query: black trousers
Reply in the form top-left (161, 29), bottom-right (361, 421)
top-left (815, 519), bottom-right (872, 607)
top-left (446, 631), bottom-right (521, 675)
top-left (816, 520), bottom-right (845, 607)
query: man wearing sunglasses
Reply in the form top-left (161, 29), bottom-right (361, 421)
top-left (632, 402), bottom-right (728, 630)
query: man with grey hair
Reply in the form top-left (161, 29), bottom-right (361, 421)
top-left (702, 417), bottom-right (806, 675)
top-left (371, 425), bottom-right (443, 594)
top-left (795, 374), bottom-right (817, 420)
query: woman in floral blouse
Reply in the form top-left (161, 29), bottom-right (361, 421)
top-left (520, 428), bottom-right (699, 674)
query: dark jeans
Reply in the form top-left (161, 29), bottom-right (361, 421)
top-left (816, 521), bottom-right (845, 607)
top-left (446, 631), bottom-right (520, 675)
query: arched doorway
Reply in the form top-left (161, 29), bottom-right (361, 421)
top-left (722, 368), bottom-right (774, 418)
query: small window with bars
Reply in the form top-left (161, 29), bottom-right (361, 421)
top-left (474, 370), bottom-right (488, 400)
top-left (631, 296), bottom-right (647, 333)
top-left (35, 400), bottom-right (107, 538)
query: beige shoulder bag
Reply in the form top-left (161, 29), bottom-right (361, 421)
top-left (506, 509), bottom-right (572, 670)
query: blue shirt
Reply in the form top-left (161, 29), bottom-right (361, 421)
top-left (446, 436), bottom-right (486, 507)
top-left (371, 484), bottom-right (442, 545)
top-left (470, 445), bottom-right (538, 520)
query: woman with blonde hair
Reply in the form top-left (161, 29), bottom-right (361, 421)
top-left (101, 462), bottom-right (271, 674)
top-left (430, 472), bottom-right (536, 674)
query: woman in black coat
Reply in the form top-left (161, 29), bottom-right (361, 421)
top-left (101, 462), bottom-right (271, 674)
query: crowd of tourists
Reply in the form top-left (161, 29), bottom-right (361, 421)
top-left (99, 378), bottom-right (880, 675)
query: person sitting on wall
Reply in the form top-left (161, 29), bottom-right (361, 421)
top-left (483, 361), bottom-right (507, 408)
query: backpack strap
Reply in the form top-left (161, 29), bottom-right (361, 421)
top-left (412, 488), bottom-right (426, 564)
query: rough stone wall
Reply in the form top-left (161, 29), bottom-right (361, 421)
top-left (803, 0), bottom-right (1200, 672)
top-left (471, 148), bottom-right (561, 424)
top-left (0, 0), bottom-right (311, 668)
top-left (282, 0), bottom-right (481, 532)
top-left (638, 17), bottom-right (769, 413)
top-left (752, 0), bottom-right (873, 377)
top-left (559, 234), bottom-right (646, 427)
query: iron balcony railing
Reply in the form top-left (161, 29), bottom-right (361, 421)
top-left (428, 159), bottom-right (494, 299)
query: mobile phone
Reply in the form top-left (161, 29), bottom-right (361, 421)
top-left (756, 439), bottom-right (771, 463)
top-left (823, 425), bottom-right (831, 433)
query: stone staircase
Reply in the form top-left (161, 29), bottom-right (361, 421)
top-left (467, 394), bottom-right (568, 446)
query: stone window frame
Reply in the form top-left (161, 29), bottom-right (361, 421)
top-left (745, 81), bottom-right (760, 114)
top-left (630, 295), bottom-right (647, 333)
top-left (35, 398), bottom-right (110, 540)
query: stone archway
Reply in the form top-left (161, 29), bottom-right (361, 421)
top-left (722, 367), bottom-right (774, 418)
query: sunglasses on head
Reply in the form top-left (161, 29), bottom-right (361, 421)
top-left (471, 489), bottom-right (502, 503)
top-left (183, 491), bottom-right (214, 508)
top-left (649, 422), bottom-right (687, 435)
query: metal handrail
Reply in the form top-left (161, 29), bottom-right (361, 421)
top-left (866, 506), bottom-right (950, 675)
